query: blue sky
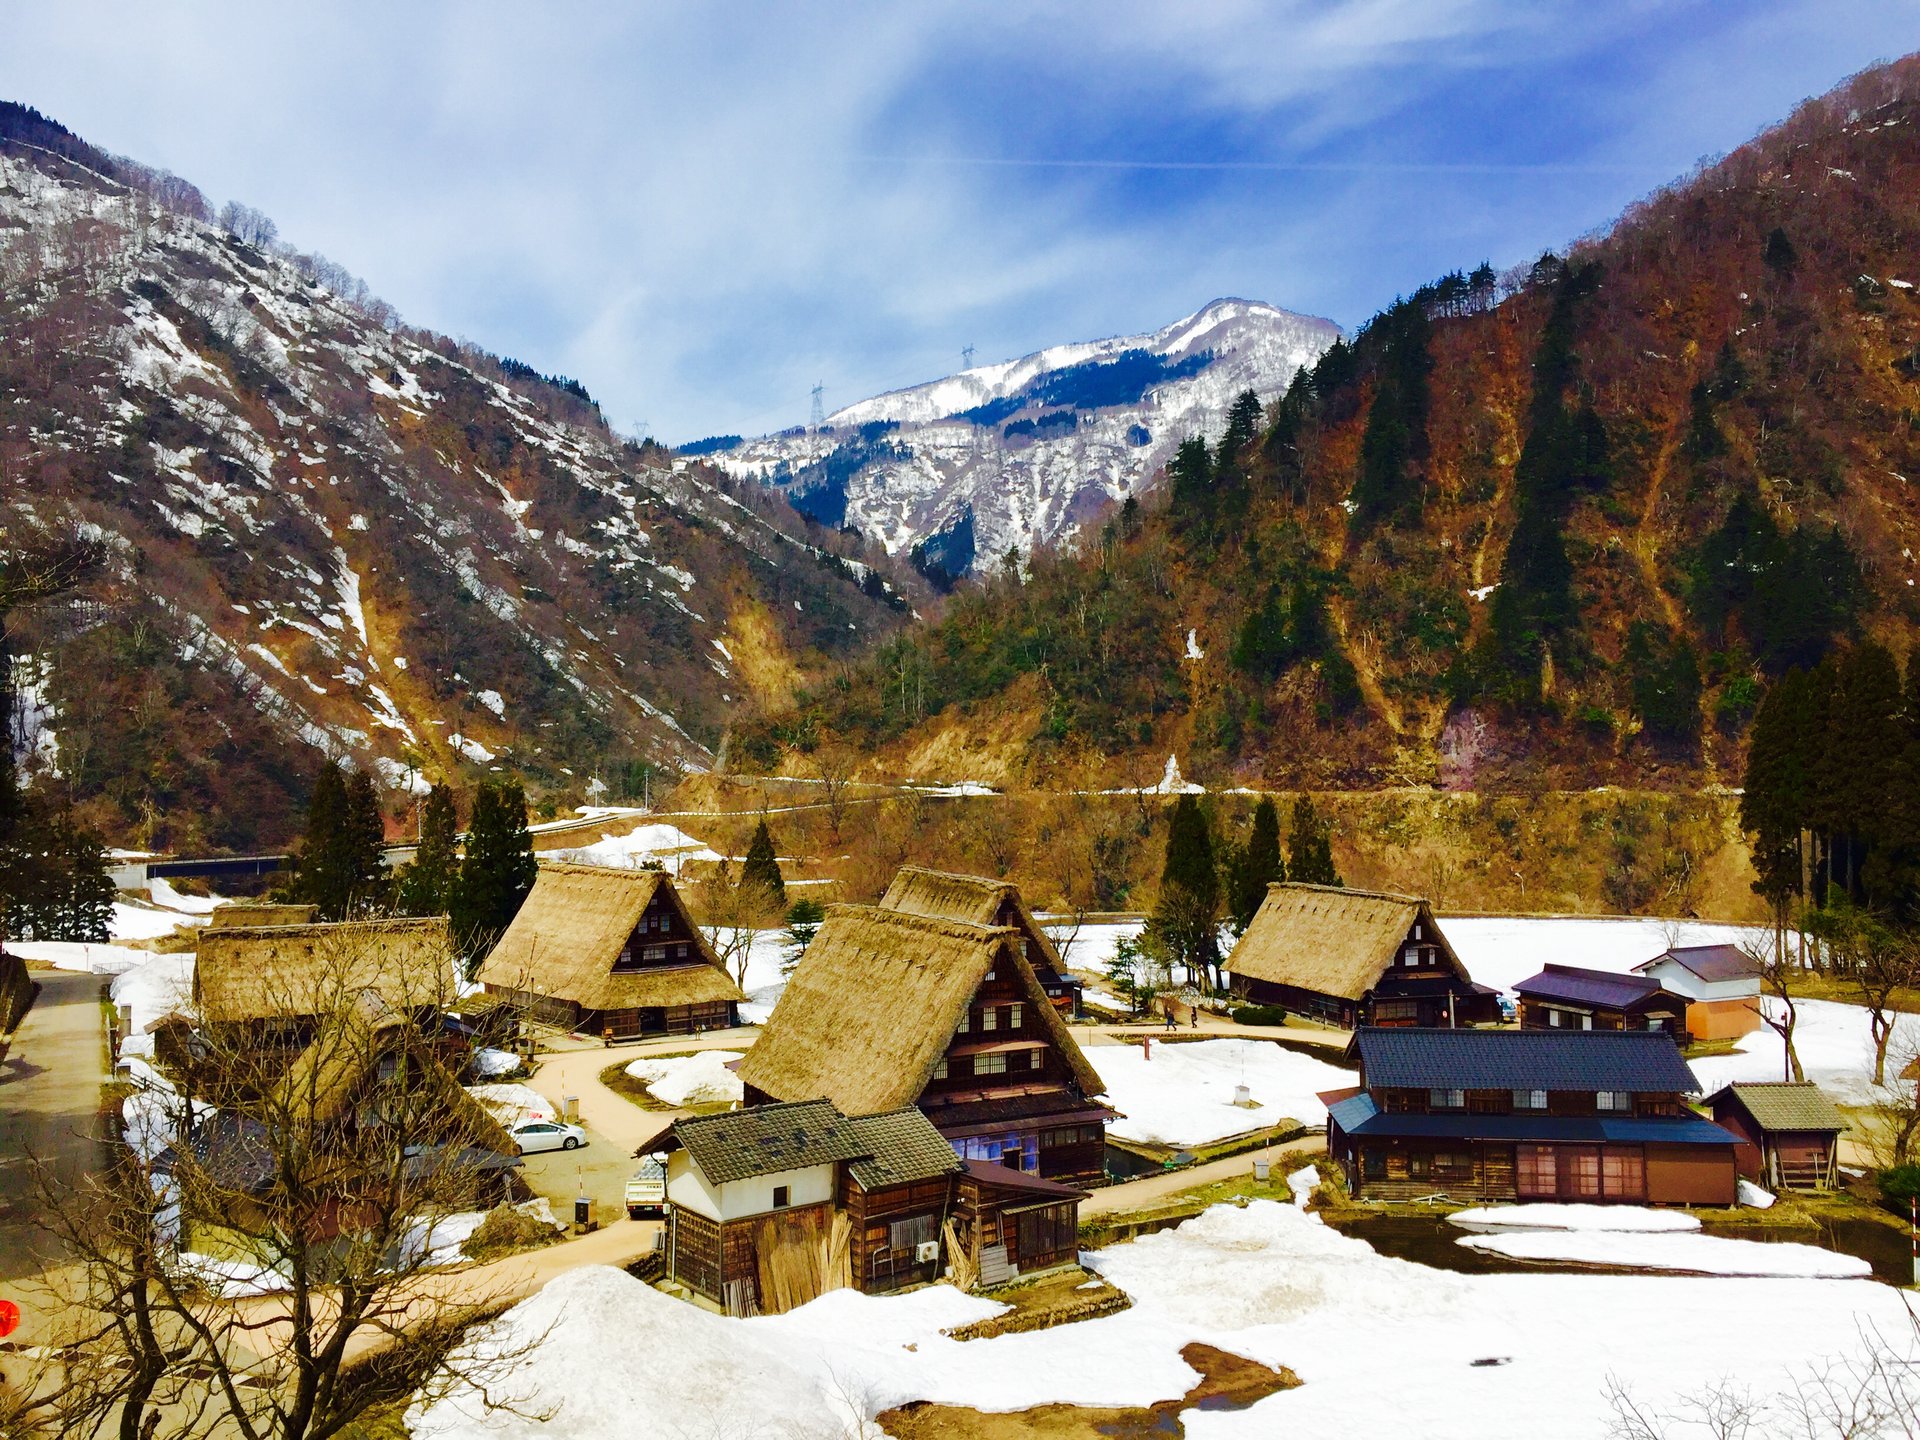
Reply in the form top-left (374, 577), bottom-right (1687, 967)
top-left (3, 3), bottom-right (1912, 441)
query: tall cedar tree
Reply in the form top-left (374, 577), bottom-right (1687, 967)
top-left (1347, 297), bottom-right (1433, 535)
top-left (290, 762), bottom-right (385, 921)
top-left (451, 779), bottom-right (536, 963)
top-left (1624, 621), bottom-right (1703, 745)
top-left (1227, 796), bottom-right (1285, 933)
top-left (741, 818), bottom-right (786, 906)
top-left (1741, 668), bottom-right (1816, 918)
top-left (1151, 795), bottom-right (1222, 982)
top-left (1287, 796), bottom-right (1342, 887)
top-left (395, 783), bottom-right (459, 917)
top-left (11, 803), bottom-right (115, 941)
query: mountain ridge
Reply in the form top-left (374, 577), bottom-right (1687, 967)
top-left (709, 297), bottom-right (1339, 573)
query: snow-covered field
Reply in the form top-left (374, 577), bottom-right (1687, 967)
top-left (1090, 1038), bottom-right (1351, 1146)
top-left (1450, 1203), bottom-right (1700, 1233)
top-left (1441, 914), bottom-right (1765, 994)
top-left (109, 953), bottom-right (197, 1058)
top-left (1455, 1227), bottom-right (1873, 1278)
top-left (623, 1050), bottom-right (744, 1107)
top-left (737, 929), bottom-right (790, 1024)
top-left (408, 1199), bottom-right (1910, 1440)
top-left (547, 823), bottom-right (720, 870)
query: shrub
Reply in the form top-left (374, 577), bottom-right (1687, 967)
top-left (460, 1203), bottom-right (559, 1262)
top-left (1231, 1004), bottom-right (1289, 1027)
top-left (1878, 1164), bottom-right (1920, 1210)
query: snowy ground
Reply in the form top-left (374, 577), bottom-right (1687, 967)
top-left (623, 1050), bottom-right (744, 1107)
top-left (546, 822), bottom-right (721, 870)
top-left (109, 952), bottom-right (197, 1058)
top-left (17, 939), bottom-right (162, 974)
top-left (1450, 1203), bottom-right (1700, 1233)
top-left (1455, 1228), bottom-right (1874, 1278)
top-left (465, 1084), bottom-right (560, 1125)
top-left (407, 1199), bottom-right (1912, 1440)
top-left (1090, 1038), bottom-right (1352, 1146)
top-left (737, 929), bottom-right (790, 1024)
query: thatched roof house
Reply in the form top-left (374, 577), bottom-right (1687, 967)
top-left (207, 902), bottom-right (318, 930)
top-left (739, 903), bottom-right (1110, 1186)
top-left (474, 862), bottom-right (743, 1040)
top-left (194, 915), bottom-right (456, 1029)
top-left (878, 867), bottom-right (1080, 1011)
top-left (1224, 882), bottom-right (1498, 1029)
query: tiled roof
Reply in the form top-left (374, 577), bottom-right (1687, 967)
top-left (1354, 1027), bottom-right (1703, 1093)
top-left (1513, 964), bottom-right (1671, 1009)
top-left (1710, 1082), bottom-right (1847, 1134)
top-left (1635, 945), bottom-right (1761, 983)
top-left (672, 1100), bottom-right (868, 1185)
top-left (845, 1107), bottom-right (964, 1190)
top-left (1330, 1090), bottom-right (1738, 1147)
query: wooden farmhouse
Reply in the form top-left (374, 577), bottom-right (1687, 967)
top-left (737, 904), bottom-right (1113, 1187)
top-left (1223, 882), bottom-right (1501, 1029)
top-left (652, 1099), bottom-right (1085, 1315)
top-left (192, 915), bottom-right (456, 1049)
top-left (1324, 1028), bottom-right (1739, 1204)
top-left (1631, 945), bottom-right (1763, 1041)
top-left (474, 863), bottom-right (744, 1041)
top-left (1706, 1082), bottom-right (1847, 1191)
top-left (879, 866), bottom-right (1082, 1014)
top-left (1513, 964), bottom-right (1689, 1038)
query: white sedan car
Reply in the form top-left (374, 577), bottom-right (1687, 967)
top-left (508, 1118), bottom-right (588, 1154)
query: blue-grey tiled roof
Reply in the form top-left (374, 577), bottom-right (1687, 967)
top-left (1331, 1095), bottom-right (1736, 1147)
top-left (1512, 965), bottom-right (1671, 1009)
top-left (1354, 1027), bottom-right (1702, 1093)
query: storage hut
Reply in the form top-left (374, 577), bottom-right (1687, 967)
top-left (738, 903), bottom-right (1112, 1186)
top-left (1223, 882), bottom-right (1500, 1029)
top-left (1513, 964), bottom-right (1689, 1038)
top-left (1325, 1027), bottom-right (1739, 1205)
top-left (1706, 1082), bottom-right (1846, 1191)
top-left (193, 915), bottom-right (456, 1043)
top-left (1632, 945), bottom-right (1762, 1041)
top-left (474, 863), bottom-right (744, 1040)
top-left (879, 867), bottom-right (1082, 1014)
top-left (653, 1098), bottom-right (1085, 1314)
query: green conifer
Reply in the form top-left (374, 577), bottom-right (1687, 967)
top-left (741, 817), bottom-right (786, 906)
top-left (396, 783), bottom-right (459, 916)
top-left (451, 778), bottom-right (537, 965)
top-left (1286, 796), bottom-right (1342, 887)
top-left (1227, 797), bottom-right (1284, 933)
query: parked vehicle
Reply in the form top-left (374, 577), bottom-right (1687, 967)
top-left (509, 1118), bottom-right (587, 1154)
top-left (626, 1154), bottom-right (668, 1218)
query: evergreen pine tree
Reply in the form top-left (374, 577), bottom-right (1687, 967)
top-left (395, 783), bottom-right (459, 917)
top-left (781, 896), bottom-right (826, 976)
top-left (451, 779), bottom-right (537, 965)
top-left (292, 761), bottom-right (354, 920)
top-left (1287, 796), bottom-right (1342, 887)
top-left (342, 768), bottom-right (389, 913)
top-left (1227, 797), bottom-right (1284, 932)
top-left (1741, 670), bottom-right (1812, 922)
top-left (1150, 795), bottom-right (1223, 984)
top-left (1168, 435), bottom-right (1214, 518)
top-left (741, 817), bottom-right (786, 906)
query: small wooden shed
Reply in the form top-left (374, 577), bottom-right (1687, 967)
top-left (1705, 1082), bottom-right (1846, 1191)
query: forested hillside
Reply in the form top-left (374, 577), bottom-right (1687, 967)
top-left (740, 57), bottom-right (1920, 793)
top-left (0, 104), bottom-right (912, 852)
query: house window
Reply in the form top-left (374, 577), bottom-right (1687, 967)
top-left (1512, 1089), bottom-right (1547, 1111)
top-left (1428, 1088), bottom-right (1465, 1110)
top-left (1028, 1048), bottom-right (1045, 1071)
top-left (1008, 1003), bottom-right (1023, 1029)
top-left (889, 1214), bottom-right (937, 1253)
top-left (981, 1007), bottom-right (998, 1032)
top-left (1547, 1009), bottom-right (1563, 1028)
top-left (933, 1057), bottom-right (949, 1080)
top-left (772, 1186), bottom-right (790, 1209)
top-left (977, 1052), bottom-right (1008, 1075)
top-left (1362, 1148), bottom-right (1386, 1179)
top-left (956, 1010), bottom-right (970, 1034)
top-left (1403, 945), bottom-right (1419, 966)
top-left (1596, 1091), bottom-right (1631, 1112)
top-left (1412, 923), bottom-right (1423, 939)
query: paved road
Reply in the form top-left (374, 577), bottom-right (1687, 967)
top-left (1080, 1137), bottom-right (1327, 1218)
top-left (0, 967), bottom-right (109, 1284)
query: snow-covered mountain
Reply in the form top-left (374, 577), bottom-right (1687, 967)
top-left (707, 299), bottom-right (1340, 575)
top-left (0, 108), bottom-right (906, 850)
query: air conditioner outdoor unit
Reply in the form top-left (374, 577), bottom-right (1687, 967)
top-left (915, 1241), bottom-right (940, 1263)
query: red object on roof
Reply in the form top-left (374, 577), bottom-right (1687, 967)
top-left (0, 1298), bottom-right (18, 1339)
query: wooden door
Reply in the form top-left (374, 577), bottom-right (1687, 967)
top-left (1516, 1144), bottom-right (1557, 1198)
top-left (1559, 1146), bottom-right (1602, 1200)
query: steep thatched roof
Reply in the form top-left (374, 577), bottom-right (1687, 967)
top-left (195, 916), bottom-right (456, 1025)
top-left (207, 902), bottom-right (318, 930)
top-left (1224, 882), bottom-right (1469, 1002)
top-left (473, 862), bottom-right (744, 1011)
top-left (737, 904), bottom-right (1104, 1115)
top-left (879, 866), bottom-right (1062, 974)
top-left (271, 992), bottom-right (514, 1149)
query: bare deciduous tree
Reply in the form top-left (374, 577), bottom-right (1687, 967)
top-left (811, 744), bottom-right (856, 844)
top-left (1740, 935), bottom-right (1804, 1083)
top-left (5, 932), bottom-right (548, 1440)
top-left (696, 857), bottom-right (785, 988)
